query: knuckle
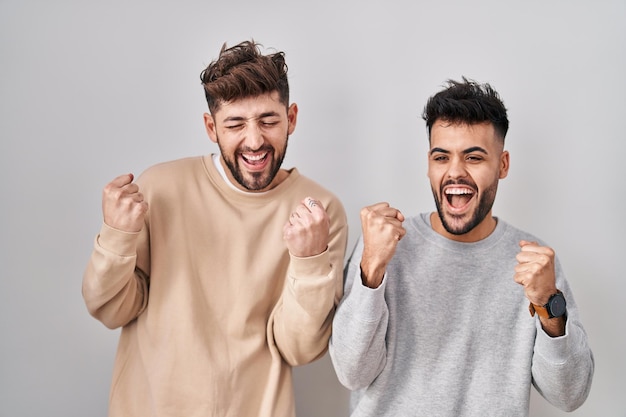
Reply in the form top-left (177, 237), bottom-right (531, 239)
top-left (538, 254), bottom-right (550, 265)
top-left (103, 183), bottom-right (117, 197)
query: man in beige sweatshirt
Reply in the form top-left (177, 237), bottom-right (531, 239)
top-left (82, 39), bottom-right (348, 417)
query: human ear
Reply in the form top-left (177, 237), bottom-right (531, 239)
top-left (287, 103), bottom-right (298, 135)
top-left (203, 113), bottom-right (218, 143)
top-left (499, 150), bottom-right (510, 179)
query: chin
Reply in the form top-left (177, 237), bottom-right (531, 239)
top-left (442, 213), bottom-right (474, 235)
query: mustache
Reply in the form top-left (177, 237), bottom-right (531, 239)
top-left (238, 144), bottom-right (274, 153)
top-left (441, 178), bottom-right (477, 192)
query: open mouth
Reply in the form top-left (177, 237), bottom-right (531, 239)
top-left (241, 151), bottom-right (269, 168)
top-left (444, 186), bottom-right (475, 210)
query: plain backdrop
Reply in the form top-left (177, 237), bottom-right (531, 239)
top-left (1, 1), bottom-right (624, 416)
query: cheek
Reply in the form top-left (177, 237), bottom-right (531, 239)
top-left (427, 167), bottom-right (442, 185)
top-left (215, 134), bottom-right (241, 153)
top-left (473, 170), bottom-right (499, 190)
top-left (427, 175), bottom-right (443, 198)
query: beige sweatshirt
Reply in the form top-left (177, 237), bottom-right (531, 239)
top-left (82, 155), bottom-right (348, 417)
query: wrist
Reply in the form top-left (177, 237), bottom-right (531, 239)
top-left (359, 261), bottom-right (385, 289)
top-left (529, 290), bottom-right (567, 319)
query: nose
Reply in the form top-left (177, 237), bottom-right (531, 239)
top-left (243, 122), bottom-right (264, 150)
top-left (447, 157), bottom-right (468, 179)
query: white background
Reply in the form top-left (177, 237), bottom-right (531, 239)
top-left (1, 1), bottom-right (624, 416)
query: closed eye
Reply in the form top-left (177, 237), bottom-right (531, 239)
top-left (259, 116), bottom-right (281, 127)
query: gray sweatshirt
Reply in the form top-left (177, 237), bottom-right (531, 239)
top-left (329, 213), bottom-right (594, 417)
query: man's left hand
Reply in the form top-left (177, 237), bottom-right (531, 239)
top-left (283, 197), bottom-right (330, 257)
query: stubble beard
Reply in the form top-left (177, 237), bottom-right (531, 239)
top-left (218, 136), bottom-right (288, 191)
top-left (433, 179), bottom-right (499, 236)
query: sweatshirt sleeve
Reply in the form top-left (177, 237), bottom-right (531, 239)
top-left (328, 238), bottom-right (390, 391)
top-left (271, 199), bottom-right (348, 366)
top-left (81, 222), bottom-right (150, 329)
top-left (531, 259), bottom-right (595, 411)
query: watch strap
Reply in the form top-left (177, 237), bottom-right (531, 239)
top-left (528, 302), bottom-right (550, 319)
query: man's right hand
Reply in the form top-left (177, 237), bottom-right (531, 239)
top-left (102, 173), bottom-right (149, 233)
top-left (359, 202), bottom-right (405, 288)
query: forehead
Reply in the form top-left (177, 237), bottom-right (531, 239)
top-left (430, 121), bottom-right (501, 152)
top-left (214, 91), bottom-right (286, 120)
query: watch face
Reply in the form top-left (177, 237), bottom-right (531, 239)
top-left (548, 293), bottom-right (567, 317)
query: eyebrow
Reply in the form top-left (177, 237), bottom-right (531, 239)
top-left (429, 146), bottom-right (488, 155)
top-left (223, 111), bottom-right (280, 123)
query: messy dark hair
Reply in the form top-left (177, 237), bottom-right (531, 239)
top-left (422, 77), bottom-right (509, 142)
top-left (200, 40), bottom-right (289, 114)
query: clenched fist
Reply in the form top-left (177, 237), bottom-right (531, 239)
top-left (514, 240), bottom-right (557, 306)
top-left (102, 173), bottom-right (149, 233)
top-left (514, 240), bottom-right (565, 336)
top-left (283, 196), bottom-right (330, 258)
top-left (359, 202), bottom-right (406, 288)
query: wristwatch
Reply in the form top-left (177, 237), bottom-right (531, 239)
top-left (528, 290), bottom-right (567, 319)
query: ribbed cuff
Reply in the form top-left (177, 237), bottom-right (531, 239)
top-left (288, 248), bottom-right (332, 279)
top-left (96, 222), bottom-right (140, 257)
top-left (534, 317), bottom-right (571, 364)
top-left (343, 270), bottom-right (388, 323)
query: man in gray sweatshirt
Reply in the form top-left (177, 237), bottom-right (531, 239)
top-left (329, 78), bottom-right (594, 417)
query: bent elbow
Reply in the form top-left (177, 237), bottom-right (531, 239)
top-left (83, 292), bottom-right (139, 330)
top-left (560, 373), bottom-right (594, 412)
top-left (281, 341), bottom-right (329, 367)
top-left (336, 370), bottom-right (372, 391)
top-left (87, 304), bottom-right (131, 330)
top-left (329, 343), bottom-right (384, 391)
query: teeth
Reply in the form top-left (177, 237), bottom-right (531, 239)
top-left (243, 152), bottom-right (266, 161)
top-left (445, 187), bottom-right (473, 195)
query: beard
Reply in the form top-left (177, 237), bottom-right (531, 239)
top-left (432, 178), bottom-right (499, 236)
top-left (217, 135), bottom-right (288, 191)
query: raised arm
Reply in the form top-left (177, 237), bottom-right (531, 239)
top-left (82, 173), bottom-right (150, 329)
top-left (272, 196), bottom-right (348, 366)
top-left (329, 202), bottom-right (405, 390)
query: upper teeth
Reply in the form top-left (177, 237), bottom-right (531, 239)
top-left (445, 188), bottom-right (472, 195)
top-left (244, 152), bottom-right (266, 161)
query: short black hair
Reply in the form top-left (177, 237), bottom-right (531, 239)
top-left (422, 77), bottom-right (509, 142)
